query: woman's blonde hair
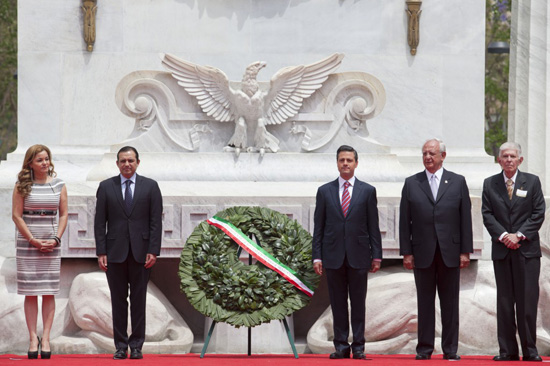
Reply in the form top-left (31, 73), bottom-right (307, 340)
top-left (16, 144), bottom-right (56, 198)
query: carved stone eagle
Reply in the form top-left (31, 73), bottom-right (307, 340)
top-left (161, 53), bottom-right (344, 155)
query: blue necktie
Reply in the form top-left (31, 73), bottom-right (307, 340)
top-left (125, 180), bottom-right (133, 213)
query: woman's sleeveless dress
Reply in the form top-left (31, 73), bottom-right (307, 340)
top-left (16, 178), bottom-right (64, 295)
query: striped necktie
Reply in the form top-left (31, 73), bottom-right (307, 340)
top-left (342, 181), bottom-right (351, 217)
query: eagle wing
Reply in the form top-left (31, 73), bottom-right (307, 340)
top-left (161, 53), bottom-right (236, 122)
top-left (263, 53), bottom-right (344, 125)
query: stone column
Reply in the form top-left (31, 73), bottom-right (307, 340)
top-left (508, 0), bottom-right (550, 192)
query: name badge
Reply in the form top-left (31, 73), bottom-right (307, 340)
top-left (516, 189), bottom-right (527, 197)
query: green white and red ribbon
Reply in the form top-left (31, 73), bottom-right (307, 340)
top-left (207, 216), bottom-right (314, 297)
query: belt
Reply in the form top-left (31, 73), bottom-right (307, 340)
top-left (23, 210), bottom-right (57, 216)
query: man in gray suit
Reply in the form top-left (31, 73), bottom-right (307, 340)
top-left (399, 138), bottom-right (473, 360)
top-left (313, 145), bottom-right (382, 360)
top-left (94, 146), bottom-right (163, 360)
top-left (482, 142), bottom-right (545, 362)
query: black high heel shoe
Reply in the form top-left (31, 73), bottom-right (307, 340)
top-left (27, 336), bottom-right (40, 359)
top-left (40, 338), bottom-right (51, 359)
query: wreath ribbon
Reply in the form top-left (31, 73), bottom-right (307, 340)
top-left (207, 216), bottom-right (315, 297)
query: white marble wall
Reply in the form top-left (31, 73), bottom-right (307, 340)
top-left (15, 0), bottom-right (488, 159)
top-left (4, 0), bottom-right (495, 252)
top-left (1, 0), bottom-right (503, 354)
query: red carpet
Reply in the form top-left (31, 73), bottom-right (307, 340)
top-left (0, 353), bottom-right (538, 365)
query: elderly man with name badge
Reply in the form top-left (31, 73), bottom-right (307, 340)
top-left (482, 142), bottom-right (545, 362)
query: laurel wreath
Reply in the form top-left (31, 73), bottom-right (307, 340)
top-left (178, 206), bottom-right (319, 328)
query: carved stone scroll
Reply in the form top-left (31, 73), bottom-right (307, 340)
top-left (115, 73), bottom-right (212, 152)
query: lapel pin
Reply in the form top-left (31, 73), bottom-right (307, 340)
top-left (445, 180), bottom-right (448, 184)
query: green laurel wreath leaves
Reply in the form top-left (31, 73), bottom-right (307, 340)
top-left (178, 206), bottom-right (319, 328)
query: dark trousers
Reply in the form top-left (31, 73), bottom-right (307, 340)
top-left (325, 257), bottom-right (369, 353)
top-left (413, 246), bottom-right (460, 356)
top-left (493, 251), bottom-right (540, 357)
top-left (106, 250), bottom-right (151, 351)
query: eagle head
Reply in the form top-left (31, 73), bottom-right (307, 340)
top-left (241, 61), bottom-right (266, 97)
top-left (243, 61), bottom-right (266, 81)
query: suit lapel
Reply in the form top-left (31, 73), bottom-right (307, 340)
top-left (111, 176), bottom-right (127, 215)
top-left (510, 171), bottom-right (526, 209)
top-left (435, 169), bottom-right (453, 203)
top-left (346, 179), bottom-right (361, 218)
top-left (329, 179), bottom-right (344, 218)
top-left (128, 174), bottom-right (142, 216)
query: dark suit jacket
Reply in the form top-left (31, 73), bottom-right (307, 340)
top-left (482, 170), bottom-right (545, 260)
top-left (399, 169), bottom-right (473, 268)
top-left (312, 178), bottom-right (382, 269)
top-left (94, 174), bottom-right (163, 263)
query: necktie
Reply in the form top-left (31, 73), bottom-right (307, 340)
top-left (125, 180), bottom-right (133, 213)
top-left (506, 178), bottom-right (514, 200)
top-left (430, 174), bottom-right (438, 200)
top-left (342, 181), bottom-right (351, 217)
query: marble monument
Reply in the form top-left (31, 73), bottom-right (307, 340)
top-left (2, 0), bottom-right (543, 356)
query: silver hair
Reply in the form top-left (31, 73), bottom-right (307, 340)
top-left (423, 138), bottom-right (446, 153)
top-left (499, 142), bottom-right (522, 157)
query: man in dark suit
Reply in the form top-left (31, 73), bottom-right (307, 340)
top-left (482, 142), bottom-right (545, 362)
top-left (312, 145), bottom-right (382, 360)
top-left (94, 146), bottom-right (163, 360)
top-left (399, 138), bottom-right (473, 360)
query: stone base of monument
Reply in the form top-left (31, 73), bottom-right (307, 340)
top-left (0, 150), bottom-right (488, 354)
top-left (52, 179), bottom-right (484, 261)
top-left (86, 152), bottom-right (409, 183)
top-left (0, 258), bottom-right (194, 354)
top-left (199, 317), bottom-right (300, 355)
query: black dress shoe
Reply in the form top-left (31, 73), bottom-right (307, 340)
top-left (523, 355), bottom-right (542, 362)
top-left (40, 338), bottom-right (51, 360)
top-left (493, 354), bottom-right (520, 361)
top-left (329, 350), bottom-right (350, 359)
top-left (28, 336), bottom-right (40, 359)
top-left (130, 348), bottom-right (143, 359)
top-left (353, 351), bottom-right (367, 359)
top-left (443, 353), bottom-right (460, 360)
top-left (416, 354), bottom-right (431, 360)
top-left (113, 349), bottom-right (128, 360)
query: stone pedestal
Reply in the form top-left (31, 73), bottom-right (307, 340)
top-left (508, 0), bottom-right (550, 192)
top-left (203, 318), bottom-right (296, 354)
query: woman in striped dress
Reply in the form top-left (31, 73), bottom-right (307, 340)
top-left (12, 145), bottom-right (68, 359)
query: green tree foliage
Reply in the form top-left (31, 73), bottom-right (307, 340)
top-left (485, 0), bottom-right (511, 158)
top-left (0, 0), bottom-right (17, 160)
